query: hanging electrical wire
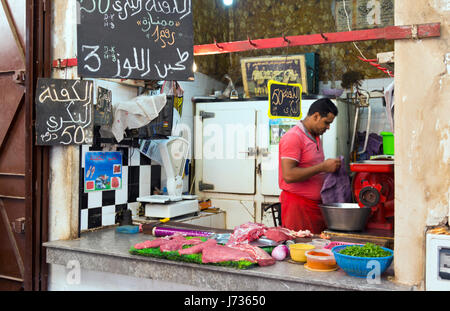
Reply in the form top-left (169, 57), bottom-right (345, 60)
top-left (341, 0), bottom-right (394, 77)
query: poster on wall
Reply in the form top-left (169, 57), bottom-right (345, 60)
top-left (240, 54), bottom-right (308, 98)
top-left (94, 86), bottom-right (113, 126)
top-left (84, 151), bottom-right (122, 192)
top-left (335, 0), bottom-right (394, 32)
top-left (269, 119), bottom-right (297, 147)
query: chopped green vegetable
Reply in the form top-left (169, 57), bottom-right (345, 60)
top-left (339, 243), bottom-right (392, 258)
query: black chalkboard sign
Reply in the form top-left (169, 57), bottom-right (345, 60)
top-left (268, 80), bottom-right (302, 119)
top-left (35, 78), bottom-right (94, 145)
top-left (76, 0), bottom-right (194, 81)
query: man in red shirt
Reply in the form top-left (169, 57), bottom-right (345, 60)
top-left (278, 98), bottom-right (341, 234)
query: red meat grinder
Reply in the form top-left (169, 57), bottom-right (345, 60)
top-left (350, 160), bottom-right (394, 231)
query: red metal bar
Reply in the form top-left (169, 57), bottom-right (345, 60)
top-left (52, 58), bottom-right (78, 68)
top-left (194, 23), bottom-right (440, 56)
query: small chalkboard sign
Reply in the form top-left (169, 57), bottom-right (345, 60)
top-left (268, 80), bottom-right (302, 120)
top-left (77, 0), bottom-right (194, 81)
top-left (94, 86), bottom-right (113, 126)
top-left (35, 78), bottom-right (94, 145)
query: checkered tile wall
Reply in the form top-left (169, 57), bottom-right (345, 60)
top-left (79, 145), bottom-right (161, 231)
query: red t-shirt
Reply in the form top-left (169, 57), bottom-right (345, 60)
top-left (278, 121), bottom-right (325, 201)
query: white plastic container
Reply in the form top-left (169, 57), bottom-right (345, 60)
top-left (311, 239), bottom-right (331, 249)
top-left (304, 249), bottom-right (337, 271)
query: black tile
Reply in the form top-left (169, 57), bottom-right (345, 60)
top-left (128, 166), bottom-right (140, 184)
top-left (151, 165), bottom-right (161, 194)
top-left (89, 144), bottom-right (102, 152)
top-left (102, 190), bottom-right (116, 206)
top-left (140, 153), bottom-right (152, 166)
top-left (128, 185), bottom-right (140, 203)
top-left (88, 207), bottom-right (102, 229)
top-left (81, 192), bottom-right (88, 209)
top-left (79, 160), bottom-right (88, 209)
top-left (117, 147), bottom-right (128, 166)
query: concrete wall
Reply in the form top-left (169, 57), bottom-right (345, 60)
top-left (394, 0), bottom-right (450, 287)
top-left (48, 0), bottom-right (79, 241)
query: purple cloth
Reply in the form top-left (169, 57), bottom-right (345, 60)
top-left (320, 156), bottom-right (353, 204)
top-left (357, 132), bottom-right (383, 160)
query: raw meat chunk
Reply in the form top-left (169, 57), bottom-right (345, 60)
top-left (229, 244), bottom-right (275, 266)
top-left (178, 239), bottom-right (217, 255)
top-left (264, 227), bottom-right (294, 243)
top-left (201, 245), bottom-right (257, 264)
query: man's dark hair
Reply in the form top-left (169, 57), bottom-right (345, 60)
top-left (307, 98), bottom-right (338, 117)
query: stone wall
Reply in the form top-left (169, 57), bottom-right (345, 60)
top-left (193, 0), bottom-right (394, 85)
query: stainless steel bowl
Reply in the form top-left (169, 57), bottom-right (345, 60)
top-left (319, 203), bottom-right (371, 231)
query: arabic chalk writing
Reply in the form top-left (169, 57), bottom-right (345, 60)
top-left (77, 0), bottom-right (194, 81)
top-left (35, 78), bottom-right (94, 145)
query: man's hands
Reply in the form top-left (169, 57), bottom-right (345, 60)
top-left (281, 157), bottom-right (341, 184)
top-left (321, 158), bottom-right (341, 173)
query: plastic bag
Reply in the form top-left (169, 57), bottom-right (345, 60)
top-left (161, 81), bottom-right (184, 117)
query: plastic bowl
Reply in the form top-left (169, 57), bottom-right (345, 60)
top-left (331, 245), bottom-right (394, 278)
top-left (289, 243), bottom-right (315, 262)
top-left (304, 249), bottom-right (337, 270)
top-left (322, 88), bottom-right (344, 97)
top-left (311, 239), bottom-right (331, 249)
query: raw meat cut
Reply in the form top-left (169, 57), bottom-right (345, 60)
top-left (133, 234), bottom-right (203, 251)
top-left (201, 245), bottom-right (257, 264)
top-left (229, 244), bottom-right (275, 266)
top-left (264, 227), bottom-right (294, 243)
top-left (160, 236), bottom-right (204, 252)
top-left (134, 237), bottom-right (170, 249)
top-left (178, 239), bottom-right (217, 255)
top-left (226, 222), bottom-right (267, 245)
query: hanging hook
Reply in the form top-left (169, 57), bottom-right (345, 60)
top-left (247, 36), bottom-right (257, 48)
top-left (282, 34), bottom-right (291, 45)
top-left (214, 39), bottom-right (224, 50)
top-left (320, 32), bottom-right (328, 41)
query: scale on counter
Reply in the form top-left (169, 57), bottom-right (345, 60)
top-left (137, 137), bottom-right (199, 219)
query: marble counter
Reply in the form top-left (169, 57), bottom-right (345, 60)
top-left (43, 227), bottom-right (414, 291)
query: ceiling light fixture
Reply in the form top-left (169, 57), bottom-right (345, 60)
top-left (223, 0), bottom-right (233, 6)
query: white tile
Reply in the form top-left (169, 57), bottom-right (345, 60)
top-left (139, 165), bottom-right (151, 183)
top-left (102, 213), bottom-right (116, 226)
top-left (103, 205), bottom-right (116, 214)
top-left (139, 182), bottom-right (151, 197)
top-left (121, 166), bottom-right (128, 185)
top-left (130, 147), bottom-right (141, 166)
top-left (102, 205), bottom-right (116, 226)
top-left (115, 186), bottom-right (128, 205)
top-left (87, 191), bottom-right (102, 208)
top-left (81, 145), bottom-right (90, 168)
top-left (80, 209), bottom-right (88, 231)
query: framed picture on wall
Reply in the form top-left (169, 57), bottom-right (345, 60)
top-left (84, 151), bottom-right (123, 192)
top-left (240, 54), bottom-right (308, 98)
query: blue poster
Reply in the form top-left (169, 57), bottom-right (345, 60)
top-left (84, 151), bottom-right (122, 192)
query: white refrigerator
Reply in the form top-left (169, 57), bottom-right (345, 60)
top-left (193, 98), bottom-right (349, 227)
